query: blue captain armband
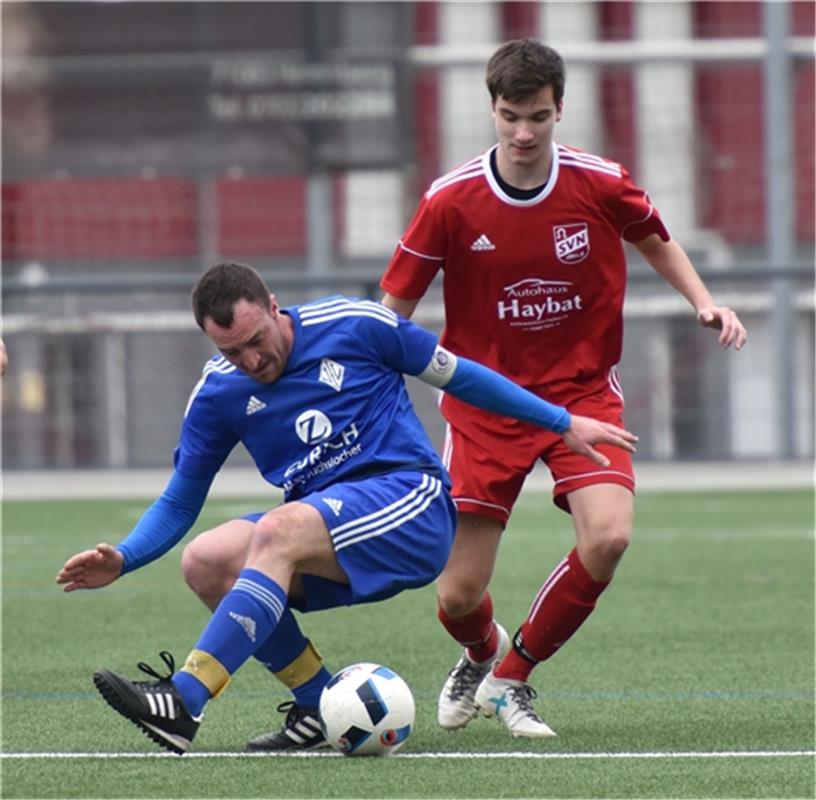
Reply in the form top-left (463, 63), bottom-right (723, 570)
top-left (418, 346), bottom-right (571, 434)
top-left (115, 470), bottom-right (213, 574)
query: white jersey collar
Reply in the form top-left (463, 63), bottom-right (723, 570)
top-left (481, 141), bottom-right (560, 207)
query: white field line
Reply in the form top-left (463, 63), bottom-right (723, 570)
top-left (1, 750), bottom-right (814, 760)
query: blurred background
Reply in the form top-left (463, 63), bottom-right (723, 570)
top-left (1, 0), bottom-right (814, 475)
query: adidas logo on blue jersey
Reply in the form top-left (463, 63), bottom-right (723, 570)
top-left (246, 396), bottom-right (267, 415)
top-left (322, 497), bottom-right (344, 516)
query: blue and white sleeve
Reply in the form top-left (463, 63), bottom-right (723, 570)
top-left (115, 470), bottom-right (214, 574)
top-left (417, 346), bottom-right (572, 434)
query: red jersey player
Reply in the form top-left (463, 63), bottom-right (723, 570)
top-left (381, 38), bottom-right (747, 738)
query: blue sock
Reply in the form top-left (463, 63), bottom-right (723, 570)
top-left (172, 568), bottom-right (287, 716)
top-left (172, 671), bottom-right (210, 718)
top-left (254, 609), bottom-right (332, 708)
top-left (291, 668), bottom-right (332, 709)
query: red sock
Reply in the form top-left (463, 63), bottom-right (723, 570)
top-left (495, 548), bottom-right (610, 682)
top-left (437, 592), bottom-right (498, 663)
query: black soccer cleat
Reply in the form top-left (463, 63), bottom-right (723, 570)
top-left (93, 651), bottom-right (201, 755)
top-left (246, 700), bottom-right (328, 751)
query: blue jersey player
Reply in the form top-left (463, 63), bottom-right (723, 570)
top-left (55, 261), bottom-right (637, 755)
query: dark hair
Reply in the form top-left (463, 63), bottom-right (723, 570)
top-left (486, 38), bottom-right (565, 106)
top-left (192, 261), bottom-right (270, 330)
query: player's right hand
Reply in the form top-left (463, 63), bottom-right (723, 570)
top-left (561, 415), bottom-right (638, 467)
top-left (55, 543), bottom-right (124, 592)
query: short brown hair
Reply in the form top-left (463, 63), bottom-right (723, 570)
top-left (486, 38), bottom-right (565, 106)
top-left (192, 261), bottom-right (270, 330)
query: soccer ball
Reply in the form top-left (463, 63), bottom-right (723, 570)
top-left (319, 662), bottom-right (415, 756)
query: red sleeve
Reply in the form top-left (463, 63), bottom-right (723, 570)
top-left (615, 167), bottom-right (671, 244)
top-left (380, 193), bottom-right (447, 300)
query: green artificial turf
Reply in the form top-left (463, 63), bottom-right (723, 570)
top-left (2, 488), bottom-right (813, 798)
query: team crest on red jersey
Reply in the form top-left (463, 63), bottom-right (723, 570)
top-left (553, 223), bottom-right (590, 264)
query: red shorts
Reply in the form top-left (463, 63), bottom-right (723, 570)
top-left (441, 368), bottom-right (635, 523)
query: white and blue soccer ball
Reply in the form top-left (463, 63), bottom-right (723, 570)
top-left (319, 662), bottom-right (415, 756)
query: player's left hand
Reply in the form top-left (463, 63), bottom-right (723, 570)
top-left (561, 416), bottom-right (638, 468)
top-left (697, 306), bottom-right (747, 350)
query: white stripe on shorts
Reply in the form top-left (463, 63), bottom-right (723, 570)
top-left (330, 474), bottom-right (442, 552)
top-left (608, 365), bottom-right (624, 402)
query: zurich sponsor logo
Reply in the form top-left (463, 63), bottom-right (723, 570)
top-left (553, 222), bottom-right (590, 264)
top-left (295, 409), bottom-right (333, 445)
top-left (283, 422), bottom-right (362, 484)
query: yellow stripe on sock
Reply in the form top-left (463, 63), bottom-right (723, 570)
top-left (274, 640), bottom-right (324, 689)
top-left (181, 650), bottom-right (231, 699)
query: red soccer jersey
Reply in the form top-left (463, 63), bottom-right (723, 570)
top-left (381, 142), bottom-right (670, 390)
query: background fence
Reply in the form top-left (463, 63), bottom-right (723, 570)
top-left (2, 1), bottom-right (814, 471)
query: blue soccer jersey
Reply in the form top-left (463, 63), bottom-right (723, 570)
top-left (175, 297), bottom-right (447, 501)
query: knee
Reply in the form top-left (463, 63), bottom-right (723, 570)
top-left (437, 574), bottom-right (486, 618)
top-left (599, 525), bottom-right (631, 563)
top-left (181, 537), bottom-right (235, 605)
top-left (579, 521), bottom-right (632, 580)
top-left (180, 538), bottom-right (206, 588)
top-left (250, 515), bottom-right (296, 563)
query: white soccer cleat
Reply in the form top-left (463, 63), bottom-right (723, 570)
top-left (437, 623), bottom-right (510, 730)
top-left (475, 667), bottom-right (557, 738)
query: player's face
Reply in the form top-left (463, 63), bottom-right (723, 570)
top-left (204, 296), bottom-right (293, 384)
top-left (492, 86), bottom-right (561, 179)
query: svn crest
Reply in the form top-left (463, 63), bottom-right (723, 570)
top-left (553, 223), bottom-right (590, 264)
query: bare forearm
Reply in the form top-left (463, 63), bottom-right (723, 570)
top-left (634, 234), bottom-right (747, 349)
top-left (381, 292), bottom-right (420, 320)
top-left (637, 237), bottom-right (715, 312)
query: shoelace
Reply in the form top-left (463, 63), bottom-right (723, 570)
top-left (508, 683), bottom-right (541, 720)
top-left (276, 700), bottom-right (315, 726)
top-left (446, 659), bottom-right (487, 700)
top-left (135, 651), bottom-right (177, 683)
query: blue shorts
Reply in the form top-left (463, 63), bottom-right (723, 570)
top-left (242, 471), bottom-right (456, 613)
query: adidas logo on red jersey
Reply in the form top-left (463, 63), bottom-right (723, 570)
top-left (470, 234), bottom-right (496, 251)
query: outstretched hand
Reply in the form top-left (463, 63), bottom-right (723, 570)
top-left (55, 543), bottom-right (124, 592)
top-left (561, 416), bottom-right (638, 468)
top-left (697, 306), bottom-right (747, 350)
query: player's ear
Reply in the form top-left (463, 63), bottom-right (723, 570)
top-left (267, 294), bottom-right (279, 315)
